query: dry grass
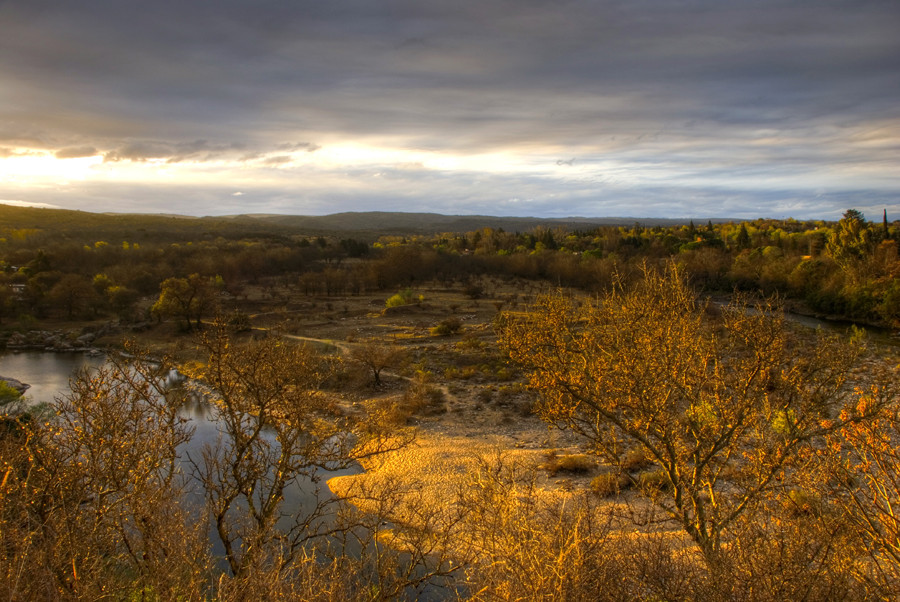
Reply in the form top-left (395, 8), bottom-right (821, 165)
top-left (590, 471), bottom-right (633, 497)
top-left (541, 451), bottom-right (597, 476)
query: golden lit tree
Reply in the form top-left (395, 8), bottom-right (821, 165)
top-left (816, 380), bottom-right (900, 597)
top-left (500, 262), bottom-right (879, 569)
top-left (349, 340), bottom-right (409, 387)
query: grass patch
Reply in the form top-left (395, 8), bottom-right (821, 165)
top-left (541, 451), bottom-right (596, 476)
top-left (590, 472), bottom-right (633, 497)
top-left (637, 468), bottom-right (671, 494)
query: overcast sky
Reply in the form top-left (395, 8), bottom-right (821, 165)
top-left (0, 0), bottom-right (898, 220)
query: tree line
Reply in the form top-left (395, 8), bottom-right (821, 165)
top-left (2, 207), bottom-right (897, 331)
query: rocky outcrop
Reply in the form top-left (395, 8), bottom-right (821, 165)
top-left (0, 377), bottom-right (30, 394)
top-left (3, 323), bottom-right (117, 352)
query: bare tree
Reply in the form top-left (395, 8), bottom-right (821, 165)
top-left (0, 350), bottom-right (208, 600)
top-left (186, 322), bottom-right (411, 580)
top-left (350, 340), bottom-right (409, 386)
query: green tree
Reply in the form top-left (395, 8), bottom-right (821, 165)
top-left (151, 273), bottom-right (217, 330)
top-left (736, 223), bottom-right (751, 249)
top-left (92, 273), bottom-right (113, 296)
top-left (0, 281), bottom-right (14, 325)
top-left (500, 263), bottom-right (878, 570)
top-left (106, 285), bottom-right (139, 320)
top-left (828, 209), bottom-right (876, 270)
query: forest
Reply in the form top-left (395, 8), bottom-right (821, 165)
top-left (1, 204), bottom-right (899, 600)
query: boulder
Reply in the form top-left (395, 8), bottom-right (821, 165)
top-left (0, 377), bottom-right (30, 395)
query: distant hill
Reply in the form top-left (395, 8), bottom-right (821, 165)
top-left (227, 211), bottom-right (714, 235)
top-left (0, 204), bottom-right (729, 239)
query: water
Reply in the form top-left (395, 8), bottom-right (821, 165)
top-left (708, 303), bottom-right (898, 348)
top-left (0, 350), bottom-right (361, 559)
top-left (783, 312), bottom-right (898, 347)
top-left (0, 350), bottom-right (106, 405)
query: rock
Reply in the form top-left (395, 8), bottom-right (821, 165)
top-left (76, 333), bottom-right (96, 345)
top-left (0, 377), bottom-right (30, 395)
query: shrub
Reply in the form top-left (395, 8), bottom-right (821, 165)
top-left (444, 366), bottom-right (478, 380)
top-left (620, 448), bottom-right (654, 472)
top-left (463, 282), bottom-right (483, 299)
top-left (637, 468), bottom-right (671, 493)
top-left (226, 310), bottom-right (252, 332)
top-left (514, 399), bottom-right (534, 417)
top-left (401, 377), bottom-right (446, 416)
top-left (455, 335), bottom-right (485, 351)
top-left (385, 288), bottom-right (420, 308)
top-left (591, 472), bottom-right (632, 497)
top-left (476, 388), bottom-right (494, 404)
top-left (430, 317), bottom-right (462, 336)
top-left (0, 381), bottom-right (23, 408)
top-left (495, 366), bottom-right (513, 381)
top-left (542, 452), bottom-right (596, 476)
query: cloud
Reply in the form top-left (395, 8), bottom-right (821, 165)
top-left (0, 0), bottom-right (896, 218)
top-left (0, 199), bottom-right (62, 209)
top-left (0, 147), bottom-right (43, 158)
top-left (55, 146), bottom-right (99, 159)
top-left (261, 155), bottom-right (292, 166)
top-left (275, 142), bottom-right (321, 153)
top-left (102, 139), bottom-right (244, 163)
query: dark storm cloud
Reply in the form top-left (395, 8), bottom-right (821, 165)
top-left (0, 0), bottom-right (897, 217)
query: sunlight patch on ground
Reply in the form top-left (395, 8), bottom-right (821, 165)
top-left (329, 433), bottom-right (548, 516)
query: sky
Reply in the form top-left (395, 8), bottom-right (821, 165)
top-left (0, 0), bottom-right (898, 221)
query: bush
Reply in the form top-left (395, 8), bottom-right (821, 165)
top-left (402, 376), bottom-right (446, 416)
top-left (0, 381), bottom-right (23, 408)
top-left (463, 282), bottom-right (483, 299)
top-left (430, 317), bottom-right (462, 336)
top-left (637, 468), bottom-right (671, 493)
top-left (226, 310), bottom-right (252, 332)
top-left (591, 472), bottom-right (632, 497)
top-left (476, 388), bottom-right (494, 404)
top-left (542, 451), bottom-right (596, 476)
top-left (385, 288), bottom-right (421, 308)
top-left (620, 448), bottom-right (654, 472)
top-left (514, 399), bottom-right (534, 417)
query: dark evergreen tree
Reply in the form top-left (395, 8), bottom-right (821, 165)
top-left (736, 223), bottom-right (751, 249)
